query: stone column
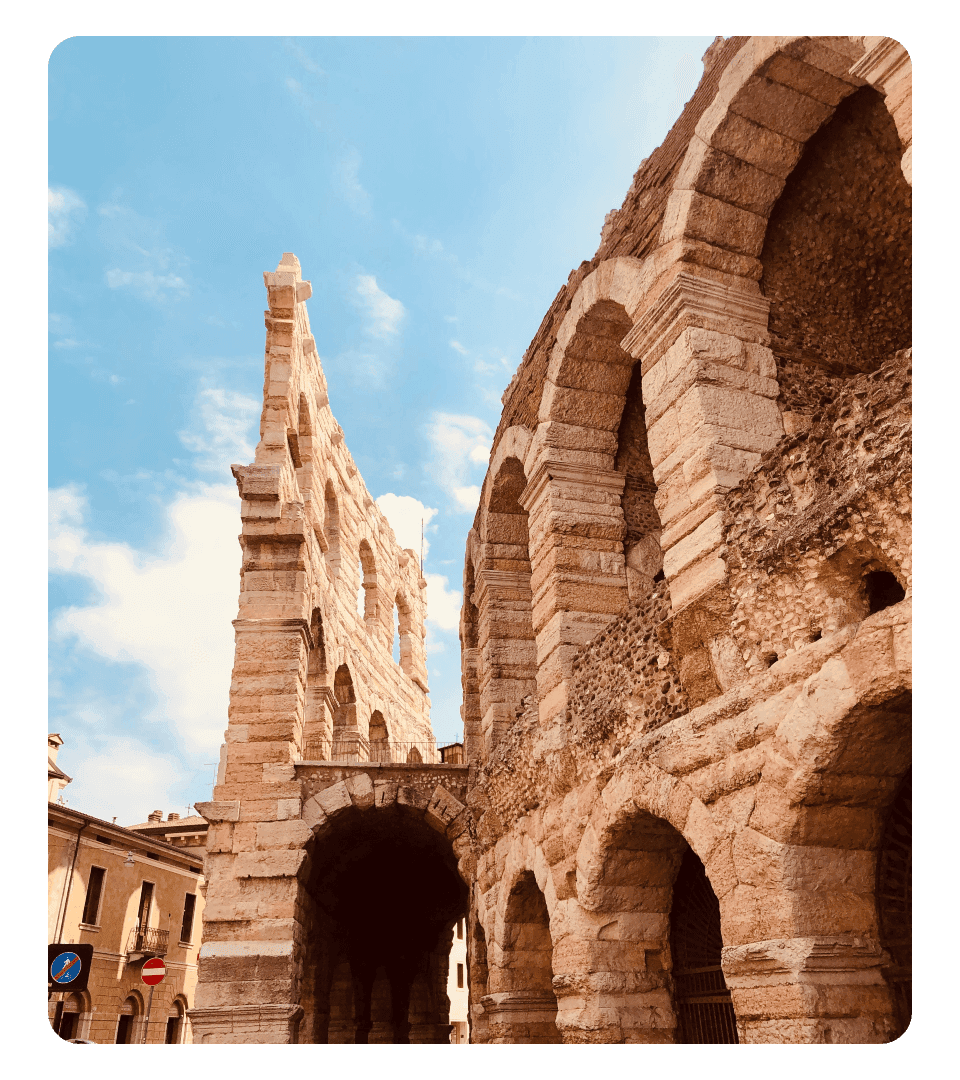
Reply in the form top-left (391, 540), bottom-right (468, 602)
top-left (622, 270), bottom-right (782, 615)
top-left (187, 1004), bottom-right (303, 1044)
top-left (479, 992), bottom-right (561, 1043)
top-left (474, 568), bottom-right (538, 752)
top-left (520, 459), bottom-right (629, 724)
top-left (722, 936), bottom-right (899, 1043)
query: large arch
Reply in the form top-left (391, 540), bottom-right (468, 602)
top-left (297, 791), bottom-right (469, 1043)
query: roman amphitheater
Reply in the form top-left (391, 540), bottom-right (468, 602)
top-left (190, 35), bottom-right (912, 1044)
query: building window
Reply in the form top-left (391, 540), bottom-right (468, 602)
top-left (81, 866), bottom-right (106, 926)
top-left (457, 963), bottom-right (464, 989)
top-left (457, 918), bottom-right (464, 939)
top-left (180, 893), bottom-right (197, 944)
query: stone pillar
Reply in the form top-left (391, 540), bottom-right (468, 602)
top-left (461, 646), bottom-right (482, 765)
top-left (849, 38), bottom-right (912, 184)
top-left (474, 568), bottom-right (538, 752)
top-left (622, 271), bottom-right (783, 615)
top-left (187, 1004), bottom-right (303, 1044)
top-left (479, 992), bottom-right (561, 1043)
top-left (722, 936), bottom-right (899, 1043)
top-left (520, 459), bottom-right (629, 724)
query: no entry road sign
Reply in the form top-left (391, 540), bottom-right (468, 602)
top-left (141, 958), bottom-right (166, 985)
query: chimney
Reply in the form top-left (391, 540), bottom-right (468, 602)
top-left (167, 812), bottom-right (180, 821)
top-left (148, 810), bottom-right (163, 823)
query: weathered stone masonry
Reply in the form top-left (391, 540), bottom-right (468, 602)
top-left (457, 35), bottom-right (912, 1045)
top-left (190, 34), bottom-right (912, 1045)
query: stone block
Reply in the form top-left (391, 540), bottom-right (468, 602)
top-left (233, 850), bottom-right (307, 879)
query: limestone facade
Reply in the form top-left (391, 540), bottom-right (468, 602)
top-left (458, 35), bottom-right (912, 1045)
top-left (191, 34), bottom-right (911, 1045)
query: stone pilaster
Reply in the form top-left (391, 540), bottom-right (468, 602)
top-left (849, 38), bottom-right (912, 184)
top-left (722, 936), bottom-right (899, 1043)
top-left (479, 991), bottom-right (561, 1044)
top-left (623, 269), bottom-right (782, 614)
top-left (520, 459), bottom-right (629, 723)
top-left (187, 1004), bottom-right (304, 1044)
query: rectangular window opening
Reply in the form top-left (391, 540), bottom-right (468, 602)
top-left (457, 963), bottom-right (464, 989)
top-left (82, 865), bottom-right (106, 925)
top-left (456, 918), bottom-right (464, 939)
top-left (180, 892), bottom-right (197, 944)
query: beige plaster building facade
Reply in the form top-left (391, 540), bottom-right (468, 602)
top-left (192, 35), bottom-right (911, 1044)
top-left (48, 739), bottom-right (206, 1043)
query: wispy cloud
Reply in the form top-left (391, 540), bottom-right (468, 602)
top-left (449, 340), bottom-right (468, 356)
top-left (285, 39), bottom-right (326, 77)
top-left (49, 482), bottom-right (242, 761)
top-left (355, 274), bottom-right (405, 340)
top-left (177, 385), bottom-right (260, 474)
top-left (105, 268), bottom-right (188, 300)
top-left (49, 186), bottom-right (86, 248)
top-left (426, 412), bottom-right (492, 512)
top-left (336, 147), bottom-right (371, 215)
top-left (376, 494), bottom-right (437, 561)
top-left (424, 572), bottom-right (461, 632)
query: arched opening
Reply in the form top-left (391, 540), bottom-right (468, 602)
top-left (478, 458), bottom-right (538, 753)
top-left (324, 481), bottom-right (341, 580)
top-left (614, 349), bottom-right (663, 601)
top-left (369, 710), bottom-right (389, 763)
top-left (357, 540), bottom-right (377, 626)
top-left (817, 539), bottom-right (907, 633)
top-left (468, 915), bottom-right (489, 1044)
top-left (392, 602), bottom-right (401, 665)
top-left (486, 871), bottom-right (559, 1043)
top-left (877, 769), bottom-right (911, 1039)
top-left (116, 992), bottom-right (142, 1043)
top-left (303, 607), bottom-right (330, 760)
top-left (299, 806), bottom-right (468, 1043)
top-left (760, 85), bottom-right (911, 415)
top-left (395, 593), bottom-right (415, 676)
top-left (54, 992), bottom-right (84, 1040)
top-left (406, 747), bottom-right (423, 764)
top-left (669, 848), bottom-right (738, 1043)
top-left (865, 570), bottom-right (906, 615)
top-left (165, 998), bottom-right (186, 1044)
top-left (331, 664), bottom-right (359, 760)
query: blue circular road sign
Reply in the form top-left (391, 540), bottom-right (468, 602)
top-left (51, 951), bottom-right (82, 985)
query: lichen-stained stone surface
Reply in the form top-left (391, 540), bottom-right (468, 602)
top-left (192, 35), bottom-right (911, 1046)
top-left (458, 35), bottom-right (911, 1046)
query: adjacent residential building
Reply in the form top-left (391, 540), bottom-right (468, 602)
top-left (48, 737), bottom-right (206, 1043)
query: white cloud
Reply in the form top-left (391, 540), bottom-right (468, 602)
top-left (178, 386), bottom-right (260, 473)
top-left (355, 274), bottom-right (405, 339)
top-left (426, 412), bottom-right (492, 512)
top-left (49, 186), bottom-right (86, 248)
top-left (336, 147), bottom-right (371, 214)
top-left (49, 483), bottom-right (242, 759)
top-left (449, 340), bottom-right (468, 355)
top-left (105, 268), bottom-right (188, 300)
top-left (375, 494), bottom-right (437, 560)
top-left (424, 572), bottom-right (461, 632)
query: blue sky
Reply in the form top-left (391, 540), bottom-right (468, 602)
top-left (48, 35), bottom-right (716, 824)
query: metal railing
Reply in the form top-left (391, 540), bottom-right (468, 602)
top-left (301, 739), bottom-right (442, 764)
top-left (126, 924), bottom-right (169, 957)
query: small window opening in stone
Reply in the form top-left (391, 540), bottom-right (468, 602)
top-left (653, 570), bottom-right (665, 583)
top-left (457, 963), bottom-right (464, 989)
top-left (864, 570), bottom-right (905, 614)
top-left (356, 556), bottom-right (365, 619)
top-left (811, 630), bottom-right (822, 642)
top-left (764, 652), bottom-right (778, 668)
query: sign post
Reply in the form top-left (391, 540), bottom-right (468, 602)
top-left (140, 958), bottom-right (166, 1044)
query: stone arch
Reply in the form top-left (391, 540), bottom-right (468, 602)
top-left (368, 709), bottom-right (389, 762)
top-left (297, 391), bottom-right (314, 437)
top-left (394, 591), bottom-right (415, 676)
top-left (55, 989), bottom-right (90, 1041)
top-left (302, 607), bottom-right (331, 759)
top-left (357, 539), bottom-right (378, 626)
top-left (475, 456), bottom-right (537, 753)
top-left (116, 989), bottom-right (144, 1043)
top-left (165, 995), bottom-right (188, 1044)
top-left (485, 870), bottom-right (560, 1043)
top-left (299, 787), bottom-right (470, 1043)
top-left (331, 664), bottom-right (359, 759)
top-left (323, 480), bottom-right (341, 580)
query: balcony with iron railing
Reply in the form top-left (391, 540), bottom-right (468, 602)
top-left (126, 924), bottom-right (169, 960)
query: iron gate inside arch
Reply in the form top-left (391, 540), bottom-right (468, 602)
top-left (670, 848), bottom-right (738, 1044)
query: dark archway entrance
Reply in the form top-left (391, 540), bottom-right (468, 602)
top-left (877, 769), bottom-right (911, 1039)
top-left (670, 848), bottom-right (739, 1044)
top-left (300, 805), bottom-right (468, 1043)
